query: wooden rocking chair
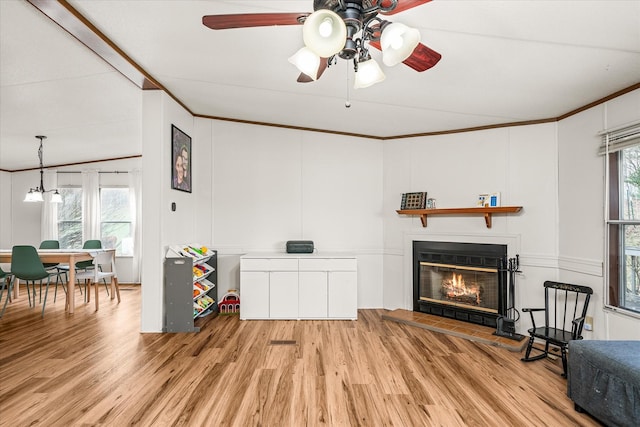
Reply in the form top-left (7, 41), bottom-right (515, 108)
top-left (521, 280), bottom-right (593, 377)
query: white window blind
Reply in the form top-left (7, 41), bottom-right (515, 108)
top-left (598, 121), bottom-right (640, 155)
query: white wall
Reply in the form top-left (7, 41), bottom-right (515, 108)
top-left (0, 171), bottom-right (13, 247)
top-left (208, 120), bottom-right (384, 309)
top-left (140, 91), bottom-right (202, 332)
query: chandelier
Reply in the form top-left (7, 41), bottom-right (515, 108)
top-left (288, 0), bottom-right (422, 88)
top-left (24, 135), bottom-right (62, 203)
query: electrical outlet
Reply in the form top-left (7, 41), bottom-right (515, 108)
top-left (584, 315), bottom-right (593, 331)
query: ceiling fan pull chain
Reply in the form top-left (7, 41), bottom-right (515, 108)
top-left (345, 63), bottom-right (351, 108)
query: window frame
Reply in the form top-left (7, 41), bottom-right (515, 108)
top-left (605, 132), bottom-right (640, 318)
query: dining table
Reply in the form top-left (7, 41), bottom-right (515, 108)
top-left (0, 248), bottom-right (115, 314)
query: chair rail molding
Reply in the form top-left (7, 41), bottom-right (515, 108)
top-left (558, 255), bottom-right (603, 277)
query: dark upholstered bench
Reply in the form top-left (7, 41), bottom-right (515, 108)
top-left (567, 340), bottom-right (640, 426)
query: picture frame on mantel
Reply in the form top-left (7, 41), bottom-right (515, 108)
top-left (171, 124), bottom-right (191, 193)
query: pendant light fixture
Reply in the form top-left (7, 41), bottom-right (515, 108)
top-left (24, 135), bottom-right (62, 203)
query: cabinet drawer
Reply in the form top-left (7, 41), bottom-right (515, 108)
top-left (241, 258), bottom-right (271, 271)
top-left (269, 258), bottom-right (298, 271)
top-left (241, 258), bottom-right (298, 271)
top-left (299, 258), bottom-right (329, 271)
top-left (299, 258), bottom-right (357, 271)
top-left (328, 258), bottom-right (357, 271)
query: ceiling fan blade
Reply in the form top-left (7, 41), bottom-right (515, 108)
top-left (379, 0), bottom-right (432, 15)
top-left (297, 58), bottom-right (329, 83)
top-left (315, 58), bottom-right (329, 79)
top-left (203, 13), bottom-right (309, 30)
top-left (297, 73), bottom-right (314, 83)
top-left (401, 43), bottom-right (442, 72)
top-left (369, 41), bottom-right (441, 72)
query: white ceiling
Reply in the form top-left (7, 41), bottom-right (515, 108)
top-left (1, 0), bottom-right (639, 170)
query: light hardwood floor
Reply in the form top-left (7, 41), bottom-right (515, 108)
top-left (0, 285), bottom-right (601, 426)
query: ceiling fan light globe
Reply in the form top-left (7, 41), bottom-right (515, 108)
top-left (380, 23), bottom-right (420, 66)
top-left (318, 18), bottom-right (334, 37)
top-left (354, 58), bottom-right (386, 89)
top-left (303, 10), bottom-right (347, 57)
top-left (289, 47), bottom-right (321, 80)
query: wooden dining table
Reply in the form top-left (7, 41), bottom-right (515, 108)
top-left (0, 249), bottom-right (115, 314)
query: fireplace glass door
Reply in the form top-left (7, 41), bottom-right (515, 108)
top-left (419, 262), bottom-right (499, 314)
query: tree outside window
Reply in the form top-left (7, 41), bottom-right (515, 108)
top-left (611, 145), bottom-right (640, 314)
top-left (101, 188), bottom-right (133, 256)
top-left (57, 187), bottom-right (82, 249)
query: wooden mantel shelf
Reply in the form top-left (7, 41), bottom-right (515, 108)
top-left (396, 206), bottom-right (523, 228)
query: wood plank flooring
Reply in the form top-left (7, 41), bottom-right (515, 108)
top-left (0, 285), bottom-right (602, 426)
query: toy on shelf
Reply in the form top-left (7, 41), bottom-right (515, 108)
top-left (218, 290), bottom-right (240, 315)
top-left (167, 244), bottom-right (215, 261)
top-left (193, 295), bottom-right (215, 318)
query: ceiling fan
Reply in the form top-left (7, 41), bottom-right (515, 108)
top-left (202, 0), bottom-right (441, 88)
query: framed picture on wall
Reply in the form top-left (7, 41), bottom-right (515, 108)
top-left (171, 124), bottom-right (191, 193)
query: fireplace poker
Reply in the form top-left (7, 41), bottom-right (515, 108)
top-left (507, 255), bottom-right (521, 321)
top-left (494, 255), bottom-right (525, 341)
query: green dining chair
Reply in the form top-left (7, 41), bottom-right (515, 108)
top-left (75, 240), bottom-right (103, 270)
top-left (10, 245), bottom-right (57, 318)
top-left (0, 265), bottom-right (14, 318)
top-left (39, 240), bottom-right (68, 302)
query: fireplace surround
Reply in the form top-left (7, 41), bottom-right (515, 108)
top-left (413, 240), bottom-right (508, 327)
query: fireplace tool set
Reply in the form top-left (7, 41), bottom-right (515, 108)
top-left (494, 255), bottom-right (525, 341)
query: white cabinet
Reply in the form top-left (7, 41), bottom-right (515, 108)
top-left (299, 258), bottom-right (358, 319)
top-left (240, 253), bottom-right (357, 320)
top-left (299, 272), bottom-right (328, 318)
top-left (328, 271), bottom-right (357, 319)
top-left (269, 271), bottom-right (298, 319)
top-left (240, 271), bottom-right (269, 319)
top-left (240, 257), bottom-right (299, 320)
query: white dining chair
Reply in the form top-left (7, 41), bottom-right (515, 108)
top-left (74, 250), bottom-right (120, 311)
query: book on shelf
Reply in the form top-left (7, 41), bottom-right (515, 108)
top-left (401, 192), bottom-right (427, 210)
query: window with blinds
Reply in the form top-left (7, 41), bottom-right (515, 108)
top-left (603, 121), bottom-right (640, 316)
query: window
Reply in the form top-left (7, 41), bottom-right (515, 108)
top-left (605, 123), bottom-right (640, 316)
top-left (57, 187), bottom-right (83, 249)
top-left (100, 187), bottom-right (133, 256)
top-left (56, 186), bottom-right (133, 256)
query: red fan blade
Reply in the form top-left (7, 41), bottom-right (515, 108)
top-left (203, 13), bottom-right (309, 30)
top-left (401, 42), bottom-right (441, 72)
top-left (315, 58), bottom-right (329, 79)
top-left (297, 58), bottom-right (329, 83)
top-left (369, 41), bottom-right (441, 72)
top-left (297, 73), bottom-right (314, 83)
top-left (379, 0), bottom-right (432, 16)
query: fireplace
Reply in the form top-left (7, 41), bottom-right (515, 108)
top-left (413, 241), bottom-right (507, 327)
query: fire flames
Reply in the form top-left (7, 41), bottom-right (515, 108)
top-left (442, 273), bottom-right (481, 305)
